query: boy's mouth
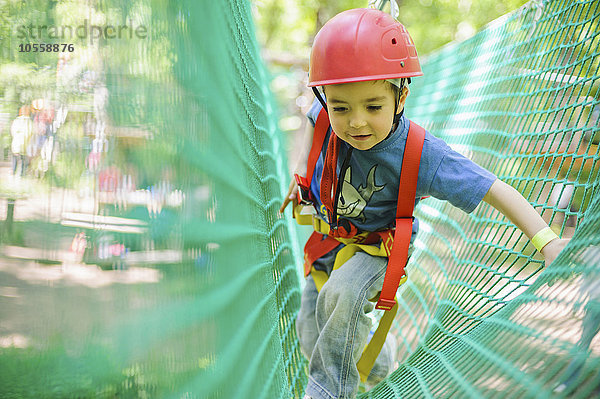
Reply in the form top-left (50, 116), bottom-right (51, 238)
top-left (350, 134), bottom-right (371, 141)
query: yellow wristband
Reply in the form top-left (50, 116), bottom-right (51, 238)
top-left (531, 227), bottom-right (559, 252)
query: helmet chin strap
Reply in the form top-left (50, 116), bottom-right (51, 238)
top-left (391, 87), bottom-right (403, 134)
top-left (391, 77), bottom-right (411, 132)
top-left (312, 87), bottom-right (328, 113)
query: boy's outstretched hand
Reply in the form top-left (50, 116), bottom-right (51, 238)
top-left (279, 178), bottom-right (298, 214)
top-left (541, 238), bottom-right (570, 266)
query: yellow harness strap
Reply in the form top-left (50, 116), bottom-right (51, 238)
top-left (296, 206), bottom-right (406, 382)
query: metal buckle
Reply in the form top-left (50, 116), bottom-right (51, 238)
top-left (294, 174), bottom-right (313, 206)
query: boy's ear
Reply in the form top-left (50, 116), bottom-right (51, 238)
top-left (400, 85), bottom-right (409, 102)
top-left (396, 86), bottom-right (410, 113)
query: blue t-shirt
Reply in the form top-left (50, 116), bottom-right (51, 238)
top-left (306, 99), bottom-right (496, 236)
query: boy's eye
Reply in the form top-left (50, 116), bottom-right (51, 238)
top-left (332, 107), bottom-right (347, 112)
top-left (367, 105), bottom-right (382, 111)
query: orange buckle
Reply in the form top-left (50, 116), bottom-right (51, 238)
top-left (375, 298), bottom-right (396, 311)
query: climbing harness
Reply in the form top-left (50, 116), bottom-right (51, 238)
top-left (293, 107), bottom-right (426, 381)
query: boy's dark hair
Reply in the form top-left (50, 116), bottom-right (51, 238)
top-left (372, 78), bottom-right (410, 108)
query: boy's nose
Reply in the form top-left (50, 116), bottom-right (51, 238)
top-left (349, 113), bottom-right (367, 129)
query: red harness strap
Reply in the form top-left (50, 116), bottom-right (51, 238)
top-left (295, 108), bottom-right (330, 198)
top-left (320, 130), bottom-right (341, 221)
top-left (302, 232), bottom-right (339, 277)
top-left (376, 121), bottom-right (425, 310)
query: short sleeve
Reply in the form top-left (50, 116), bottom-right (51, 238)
top-left (428, 146), bottom-right (497, 213)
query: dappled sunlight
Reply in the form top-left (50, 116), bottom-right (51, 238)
top-left (0, 334), bottom-right (29, 349)
top-left (0, 258), bottom-right (161, 288)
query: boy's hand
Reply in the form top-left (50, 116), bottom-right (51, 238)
top-left (541, 238), bottom-right (570, 267)
top-left (279, 178), bottom-right (298, 214)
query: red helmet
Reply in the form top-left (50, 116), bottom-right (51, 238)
top-left (308, 8), bottom-right (422, 87)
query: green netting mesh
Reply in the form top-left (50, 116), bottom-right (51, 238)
top-left (0, 0), bottom-right (598, 398)
top-left (1, 1), bottom-right (302, 397)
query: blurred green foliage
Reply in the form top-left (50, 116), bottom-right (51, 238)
top-left (252, 0), bottom-right (530, 61)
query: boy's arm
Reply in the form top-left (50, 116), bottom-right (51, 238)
top-left (279, 122), bottom-right (315, 214)
top-left (482, 179), bottom-right (569, 266)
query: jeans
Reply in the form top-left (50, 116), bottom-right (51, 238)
top-left (557, 300), bottom-right (600, 392)
top-left (296, 251), bottom-right (397, 399)
top-left (11, 153), bottom-right (27, 176)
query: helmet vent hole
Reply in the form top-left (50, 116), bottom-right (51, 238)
top-left (391, 38), bottom-right (397, 44)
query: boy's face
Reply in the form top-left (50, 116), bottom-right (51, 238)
top-left (323, 80), bottom-right (408, 151)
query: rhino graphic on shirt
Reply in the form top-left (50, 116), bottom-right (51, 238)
top-left (338, 165), bottom-right (385, 223)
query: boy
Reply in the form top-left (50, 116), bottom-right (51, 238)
top-left (279, 8), bottom-right (568, 399)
